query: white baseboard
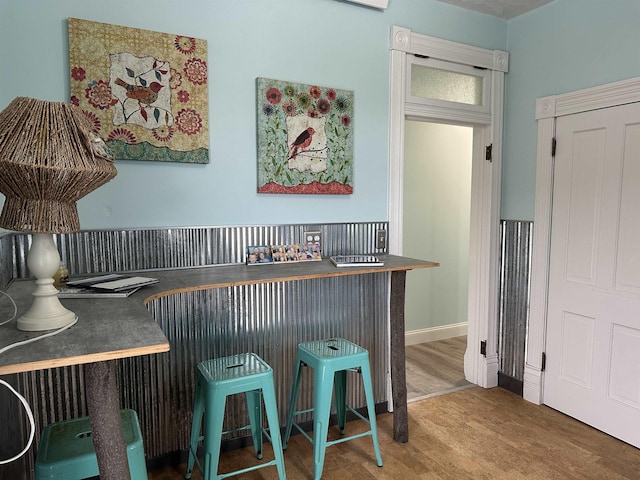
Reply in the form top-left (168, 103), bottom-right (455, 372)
top-left (523, 364), bottom-right (544, 405)
top-left (405, 323), bottom-right (468, 345)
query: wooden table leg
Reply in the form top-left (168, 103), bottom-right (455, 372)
top-left (85, 360), bottom-right (131, 480)
top-left (390, 270), bottom-right (408, 443)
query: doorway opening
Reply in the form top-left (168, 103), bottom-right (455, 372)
top-left (403, 120), bottom-right (474, 401)
top-left (389, 26), bottom-right (508, 395)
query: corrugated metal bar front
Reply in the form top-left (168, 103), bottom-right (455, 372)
top-left (0, 222), bottom-right (389, 480)
top-left (0, 233), bottom-right (14, 289)
top-left (498, 220), bottom-right (533, 384)
top-left (0, 365), bottom-right (88, 477)
top-left (125, 274), bottom-right (388, 459)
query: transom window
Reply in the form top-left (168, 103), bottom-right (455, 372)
top-left (407, 56), bottom-right (491, 113)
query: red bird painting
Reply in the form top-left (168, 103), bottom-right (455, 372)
top-left (289, 127), bottom-right (315, 159)
top-left (114, 78), bottom-right (163, 105)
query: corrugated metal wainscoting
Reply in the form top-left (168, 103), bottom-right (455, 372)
top-left (498, 220), bottom-right (533, 395)
top-left (138, 277), bottom-right (387, 459)
top-left (0, 222), bottom-right (389, 479)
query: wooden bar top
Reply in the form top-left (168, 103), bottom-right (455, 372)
top-left (142, 254), bottom-right (439, 302)
top-left (0, 255), bottom-right (437, 376)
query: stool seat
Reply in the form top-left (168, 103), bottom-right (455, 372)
top-left (299, 337), bottom-right (369, 363)
top-left (284, 338), bottom-right (382, 480)
top-left (35, 409), bottom-right (147, 480)
top-left (185, 353), bottom-right (286, 480)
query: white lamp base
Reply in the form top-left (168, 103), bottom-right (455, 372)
top-left (17, 233), bottom-right (76, 332)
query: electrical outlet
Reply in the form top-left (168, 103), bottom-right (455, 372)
top-left (303, 231), bottom-right (323, 251)
top-left (376, 229), bottom-right (387, 250)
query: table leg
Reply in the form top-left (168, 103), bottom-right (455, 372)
top-left (85, 360), bottom-right (132, 480)
top-left (390, 270), bottom-right (408, 443)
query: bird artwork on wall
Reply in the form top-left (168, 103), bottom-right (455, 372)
top-left (110, 53), bottom-right (170, 128)
top-left (288, 127), bottom-right (316, 160)
top-left (68, 18), bottom-right (209, 164)
top-left (256, 77), bottom-right (354, 194)
top-left (114, 77), bottom-right (164, 107)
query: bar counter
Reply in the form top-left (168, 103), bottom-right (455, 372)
top-left (138, 254), bottom-right (438, 442)
top-left (0, 254), bottom-right (437, 478)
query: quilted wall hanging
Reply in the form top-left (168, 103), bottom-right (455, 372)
top-left (256, 77), bottom-right (354, 194)
top-left (68, 18), bottom-right (209, 164)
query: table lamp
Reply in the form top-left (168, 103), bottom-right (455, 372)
top-left (0, 97), bottom-right (117, 331)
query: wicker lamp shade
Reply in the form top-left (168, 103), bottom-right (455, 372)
top-left (0, 96), bottom-right (117, 233)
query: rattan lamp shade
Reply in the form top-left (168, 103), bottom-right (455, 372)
top-left (0, 97), bottom-right (118, 331)
top-left (0, 96), bottom-right (117, 233)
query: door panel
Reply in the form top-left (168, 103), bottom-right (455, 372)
top-left (610, 324), bottom-right (640, 409)
top-left (565, 128), bottom-right (604, 284)
top-left (544, 102), bottom-right (640, 448)
top-left (616, 123), bottom-right (640, 294)
top-left (559, 311), bottom-right (594, 389)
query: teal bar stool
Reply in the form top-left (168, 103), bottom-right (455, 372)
top-left (283, 338), bottom-right (383, 480)
top-left (34, 409), bottom-right (147, 480)
top-left (185, 352), bottom-right (286, 480)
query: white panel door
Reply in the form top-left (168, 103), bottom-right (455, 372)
top-left (544, 101), bottom-right (640, 447)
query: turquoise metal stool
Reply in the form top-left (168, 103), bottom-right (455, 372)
top-left (185, 352), bottom-right (286, 480)
top-left (34, 409), bottom-right (147, 480)
top-left (283, 338), bottom-right (383, 480)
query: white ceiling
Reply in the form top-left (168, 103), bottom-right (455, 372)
top-left (435, 0), bottom-right (554, 19)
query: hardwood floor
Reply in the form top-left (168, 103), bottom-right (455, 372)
top-left (406, 336), bottom-right (472, 401)
top-left (149, 387), bottom-right (640, 479)
top-left (149, 337), bottom-right (640, 479)
top-left (149, 337), bottom-right (640, 480)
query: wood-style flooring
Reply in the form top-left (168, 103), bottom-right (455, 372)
top-left (405, 336), bottom-right (472, 401)
top-left (150, 337), bottom-right (640, 479)
top-left (149, 387), bottom-right (640, 479)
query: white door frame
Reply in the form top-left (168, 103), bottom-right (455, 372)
top-left (388, 26), bottom-right (508, 388)
top-left (526, 76), bottom-right (640, 404)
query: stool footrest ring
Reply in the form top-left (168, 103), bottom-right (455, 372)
top-left (217, 459), bottom-right (280, 479)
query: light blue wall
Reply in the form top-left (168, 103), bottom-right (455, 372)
top-left (5, 2), bottom-right (639, 228)
top-left (502, 0), bottom-right (640, 220)
top-left (0, 0), bottom-right (505, 230)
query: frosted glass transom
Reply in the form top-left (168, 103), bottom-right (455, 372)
top-left (410, 64), bottom-right (483, 106)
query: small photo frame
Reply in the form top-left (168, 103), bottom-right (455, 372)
top-left (246, 245), bottom-right (273, 265)
top-left (271, 243), bottom-right (322, 264)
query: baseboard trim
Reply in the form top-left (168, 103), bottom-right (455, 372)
top-left (405, 323), bottom-right (468, 345)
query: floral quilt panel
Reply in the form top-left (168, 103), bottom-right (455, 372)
top-left (68, 18), bottom-right (209, 163)
top-left (257, 77), bottom-right (354, 194)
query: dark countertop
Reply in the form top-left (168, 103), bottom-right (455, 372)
top-left (0, 254), bottom-right (437, 375)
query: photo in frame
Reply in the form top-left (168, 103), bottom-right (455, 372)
top-left (271, 244), bottom-right (322, 263)
top-left (256, 77), bottom-right (354, 194)
top-left (68, 18), bottom-right (209, 164)
top-left (246, 246), bottom-right (274, 265)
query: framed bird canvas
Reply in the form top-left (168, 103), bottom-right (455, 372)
top-left (256, 77), bottom-right (354, 194)
top-left (68, 18), bottom-right (209, 164)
